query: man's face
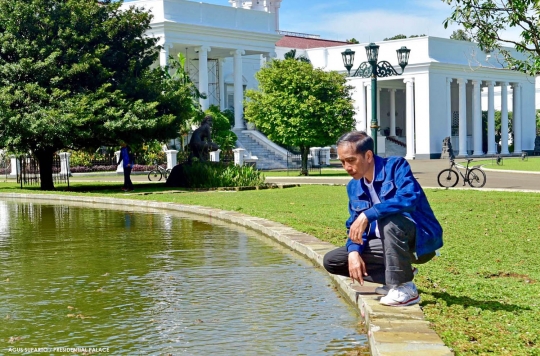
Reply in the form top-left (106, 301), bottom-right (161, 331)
top-left (337, 143), bottom-right (373, 180)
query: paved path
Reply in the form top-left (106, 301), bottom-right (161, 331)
top-left (266, 159), bottom-right (540, 192)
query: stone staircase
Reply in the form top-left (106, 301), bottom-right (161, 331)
top-left (234, 129), bottom-right (291, 170)
top-left (384, 136), bottom-right (407, 157)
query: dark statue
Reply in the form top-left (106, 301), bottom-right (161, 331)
top-left (188, 115), bottom-right (219, 161)
top-left (534, 136), bottom-right (540, 155)
top-left (440, 136), bottom-right (455, 160)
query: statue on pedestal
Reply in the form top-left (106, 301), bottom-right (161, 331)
top-left (440, 136), bottom-right (455, 160)
top-left (188, 115), bottom-right (219, 162)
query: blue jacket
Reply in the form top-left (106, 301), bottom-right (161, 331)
top-left (345, 155), bottom-right (443, 258)
top-left (119, 146), bottom-right (133, 168)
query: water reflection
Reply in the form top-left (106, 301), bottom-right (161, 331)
top-left (0, 200), bottom-right (367, 355)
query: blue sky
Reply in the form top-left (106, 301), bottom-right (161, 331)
top-left (195, 0), bottom-right (462, 42)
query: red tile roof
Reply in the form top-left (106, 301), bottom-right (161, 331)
top-left (276, 35), bottom-right (348, 49)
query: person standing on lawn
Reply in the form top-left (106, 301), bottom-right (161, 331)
top-left (118, 141), bottom-right (134, 192)
top-left (323, 131), bottom-right (443, 306)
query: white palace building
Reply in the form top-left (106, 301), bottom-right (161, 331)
top-left (122, 0), bottom-right (538, 166)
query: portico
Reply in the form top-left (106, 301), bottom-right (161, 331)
top-left (302, 36), bottom-right (536, 158)
top-left (122, 0), bottom-right (281, 130)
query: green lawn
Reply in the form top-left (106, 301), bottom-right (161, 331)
top-left (474, 155), bottom-right (540, 172)
top-left (262, 168), bottom-right (349, 177)
top-left (0, 182), bottom-right (539, 355)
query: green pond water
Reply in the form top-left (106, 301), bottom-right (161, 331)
top-left (0, 199), bottom-right (366, 355)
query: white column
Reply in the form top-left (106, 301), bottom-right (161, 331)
top-left (198, 46), bottom-right (211, 111)
top-left (486, 81), bottom-right (496, 154)
top-left (219, 58), bottom-right (225, 110)
top-left (58, 152), bottom-right (71, 176)
top-left (159, 43), bottom-right (171, 68)
top-left (355, 82), bottom-right (366, 131)
top-left (500, 82), bottom-right (510, 154)
top-left (165, 150), bottom-right (178, 170)
top-left (365, 82), bottom-right (372, 133)
top-left (446, 78), bottom-right (453, 138)
top-left (457, 78), bottom-right (468, 156)
top-left (389, 88), bottom-right (396, 136)
top-left (512, 83), bottom-right (522, 154)
top-left (9, 155), bottom-right (19, 177)
top-left (210, 149), bottom-right (221, 162)
top-left (233, 148), bottom-right (245, 165)
top-left (404, 78), bottom-right (415, 160)
top-left (232, 49), bottom-right (245, 129)
top-left (472, 80), bottom-right (483, 156)
top-left (272, 0), bottom-right (282, 31)
top-left (115, 151), bottom-right (123, 173)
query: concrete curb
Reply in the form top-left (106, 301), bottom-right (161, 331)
top-left (0, 193), bottom-right (453, 356)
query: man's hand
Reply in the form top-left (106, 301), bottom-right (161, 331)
top-left (348, 251), bottom-right (367, 285)
top-left (349, 212), bottom-right (368, 244)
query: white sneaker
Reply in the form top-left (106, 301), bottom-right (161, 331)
top-left (375, 267), bottom-right (418, 296)
top-left (379, 281), bottom-right (420, 307)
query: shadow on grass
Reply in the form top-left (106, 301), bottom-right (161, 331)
top-left (422, 291), bottom-right (531, 313)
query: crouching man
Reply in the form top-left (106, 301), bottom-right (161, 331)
top-left (323, 131), bottom-right (443, 306)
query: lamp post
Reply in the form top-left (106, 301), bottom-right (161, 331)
top-left (341, 43), bottom-right (411, 154)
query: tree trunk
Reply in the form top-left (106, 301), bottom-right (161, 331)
top-left (35, 148), bottom-right (56, 190)
top-left (300, 145), bottom-right (310, 176)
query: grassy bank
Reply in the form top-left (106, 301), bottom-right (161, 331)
top-left (475, 156), bottom-right (540, 172)
top-left (0, 182), bottom-right (539, 355)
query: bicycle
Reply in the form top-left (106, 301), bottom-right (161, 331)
top-left (147, 163), bottom-right (171, 182)
top-left (437, 158), bottom-right (486, 188)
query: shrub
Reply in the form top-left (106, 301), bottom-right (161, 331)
top-left (168, 162), bottom-right (265, 188)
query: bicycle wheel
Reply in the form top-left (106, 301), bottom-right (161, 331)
top-left (437, 169), bottom-right (459, 187)
top-left (164, 169), bottom-right (171, 180)
top-left (467, 168), bottom-right (486, 188)
top-left (148, 170), bottom-right (162, 182)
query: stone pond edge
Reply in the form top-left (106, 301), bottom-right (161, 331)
top-left (0, 193), bottom-right (453, 356)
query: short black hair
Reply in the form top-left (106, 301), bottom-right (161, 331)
top-left (336, 131), bottom-right (374, 155)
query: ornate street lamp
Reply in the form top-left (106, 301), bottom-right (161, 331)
top-left (342, 43), bottom-right (411, 154)
top-left (341, 49), bottom-right (355, 76)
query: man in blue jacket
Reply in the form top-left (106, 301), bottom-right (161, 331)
top-left (323, 131), bottom-right (443, 306)
top-left (118, 141), bottom-right (134, 192)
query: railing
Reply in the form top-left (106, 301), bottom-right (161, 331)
top-left (386, 136), bottom-right (406, 147)
top-left (0, 154), bottom-right (10, 180)
top-left (278, 30), bottom-right (321, 39)
top-left (17, 154), bottom-right (69, 188)
top-left (286, 150), bottom-right (326, 175)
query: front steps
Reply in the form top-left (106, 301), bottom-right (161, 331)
top-left (234, 129), bottom-right (292, 170)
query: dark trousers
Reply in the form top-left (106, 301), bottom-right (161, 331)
top-left (323, 214), bottom-right (434, 287)
top-left (123, 166), bottom-right (133, 190)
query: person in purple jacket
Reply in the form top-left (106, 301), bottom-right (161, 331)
top-left (323, 131), bottom-right (443, 307)
top-left (118, 141), bottom-right (134, 192)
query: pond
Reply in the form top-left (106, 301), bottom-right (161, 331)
top-left (0, 199), bottom-right (367, 355)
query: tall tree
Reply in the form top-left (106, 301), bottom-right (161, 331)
top-left (244, 59), bottom-right (355, 175)
top-left (443, 0), bottom-right (540, 75)
top-left (450, 29), bottom-right (472, 41)
top-left (383, 34), bottom-right (407, 41)
top-left (283, 49), bottom-right (311, 63)
top-left (0, 0), bottom-right (196, 189)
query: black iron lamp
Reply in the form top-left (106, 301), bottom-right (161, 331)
top-left (397, 46), bottom-right (411, 69)
top-left (341, 49), bottom-right (355, 76)
top-left (365, 43), bottom-right (380, 65)
top-left (341, 42), bottom-right (411, 154)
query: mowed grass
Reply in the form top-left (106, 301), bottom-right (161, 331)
top-left (262, 168), bottom-right (349, 177)
top-left (0, 182), bottom-right (539, 355)
top-left (474, 156), bottom-right (540, 172)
